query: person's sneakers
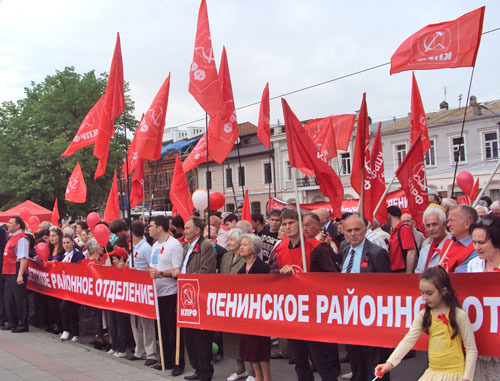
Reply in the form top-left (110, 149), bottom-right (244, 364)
top-left (71, 336), bottom-right (79, 342)
top-left (246, 377), bottom-right (256, 381)
top-left (227, 372), bottom-right (248, 381)
top-left (340, 371), bottom-right (353, 380)
top-left (60, 331), bottom-right (70, 340)
top-left (107, 348), bottom-right (115, 355)
top-left (113, 352), bottom-right (127, 358)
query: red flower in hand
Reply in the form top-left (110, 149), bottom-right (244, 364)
top-left (360, 257), bottom-right (369, 269)
top-left (437, 313), bottom-right (448, 325)
top-left (493, 266), bottom-right (500, 272)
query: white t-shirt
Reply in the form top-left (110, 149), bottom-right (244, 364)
top-left (150, 236), bottom-right (183, 297)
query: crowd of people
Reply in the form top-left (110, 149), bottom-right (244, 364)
top-left (0, 192), bottom-right (499, 381)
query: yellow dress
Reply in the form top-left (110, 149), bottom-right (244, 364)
top-left (387, 308), bottom-right (477, 381)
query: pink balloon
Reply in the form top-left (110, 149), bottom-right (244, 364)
top-left (457, 171), bottom-right (474, 195)
top-left (87, 212), bottom-right (101, 231)
top-left (28, 215), bottom-right (40, 232)
top-left (35, 242), bottom-right (50, 262)
top-left (19, 207), bottom-right (31, 223)
top-left (94, 224), bottom-right (110, 247)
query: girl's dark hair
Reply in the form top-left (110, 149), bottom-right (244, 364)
top-left (421, 266), bottom-right (460, 338)
top-left (48, 227), bottom-right (63, 253)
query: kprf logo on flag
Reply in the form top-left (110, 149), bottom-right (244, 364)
top-left (178, 279), bottom-right (201, 325)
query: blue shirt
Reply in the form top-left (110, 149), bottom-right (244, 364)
top-left (341, 239), bottom-right (366, 273)
top-left (454, 235), bottom-right (478, 273)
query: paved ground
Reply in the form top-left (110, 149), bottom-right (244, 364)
top-left (0, 327), bottom-right (427, 380)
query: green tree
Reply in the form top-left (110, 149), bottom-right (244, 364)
top-left (0, 66), bottom-right (137, 219)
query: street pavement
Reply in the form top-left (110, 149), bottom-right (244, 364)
top-left (0, 327), bottom-right (427, 380)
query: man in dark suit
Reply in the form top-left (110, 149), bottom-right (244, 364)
top-left (172, 217), bottom-right (216, 381)
top-left (340, 214), bottom-right (391, 381)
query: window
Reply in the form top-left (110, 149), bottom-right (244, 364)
top-left (425, 139), bottom-right (436, 167)
top-left (285, 161), bottom-right (292, 181)
top-left (225, 167), bottom-right (233, 188)
top-left (451, 136), bottom-right (466, 163)
top-left (340, 152), bottom-right (351, 175)
top-left (206, 171), bottom-right (212, 190)
top-left (484, 131), bottom-right (499, 159)
top-left (166, 172), bottom-right (172, 188)
top-left (251, 201), bottom-right (261, 214)
top-left (395, 144), bottom-right (407, 167)
top-left (238, 166), bottom-right (245, 187)
top-left (226, 203), bottom-right (235, 212)
top-left (264, 162), bottom-right (272, 184)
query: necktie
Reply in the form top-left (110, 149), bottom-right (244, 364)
top-left (346, 249), bottom-right (355, 273)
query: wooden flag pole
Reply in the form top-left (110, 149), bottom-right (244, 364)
top-left (205, 113), bottom-right (211, 238)
top-left (152, 283), bottom-right (165, 372)
top-left (293, 168), bottom-right (307, 272)
top-left (175, 326), bottom-right (180, 366)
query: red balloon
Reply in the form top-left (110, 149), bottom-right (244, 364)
top-left (19, 207), bottom-right (31, 224)
top-left (87, 212), bottom-right (101, 231)
top-left (209, 192), bottom-right (226, 210)
top-left (28, 215), bottom-right (40, 232)
top-left (35, 242), bottom-right (50, 262)
top-left (457, 171), bottom-right (474, 195)
top-left (94, 224), bottom-right (110, 247)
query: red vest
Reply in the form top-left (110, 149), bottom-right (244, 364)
top-left (276, 237), bottom-right (322, 273)
top-left (2, 233), bottom-right (27, 275)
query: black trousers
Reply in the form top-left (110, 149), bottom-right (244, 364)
top-left (184, 327), bottom-right (214, 380)
top-left (60, 300), bottom-right (80, 336)
top-left (347, 344), bottom-right (391, 381)
top-left (158, 294), bottom-right (185, 369)
top-left (288, 339), bottom-right (338, 381)
top-left (4, 273), bottom-right (28, 328)
top-left (0, 274), bottom-right (5, 324)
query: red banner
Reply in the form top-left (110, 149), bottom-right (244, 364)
top-left (27, 260), bottom-right (157, 320)
top-left (177, 273), bottom-right (499, 356)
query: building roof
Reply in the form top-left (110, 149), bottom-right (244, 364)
top-left (379, 99), bottom-right (500, 134)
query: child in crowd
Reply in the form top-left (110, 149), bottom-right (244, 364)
top-left (375, 266), bottom-right (477, 381)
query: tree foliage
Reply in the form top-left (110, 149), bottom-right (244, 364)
top-left (0, 66), bottom-right (137, 219)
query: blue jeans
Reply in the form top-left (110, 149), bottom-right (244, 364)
top-left (108, 310), bottom-right (128, 353)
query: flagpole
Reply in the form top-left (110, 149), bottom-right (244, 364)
top-left (451, 67), bottom-right (475, 197)
top-left (205, 113), bottom-right (211, 238)
top-left (236, 138), bottom-right (245, 201)
top-left (359, 171), bottom-right (364, 219)
top-left (371, 173), bottom-right (397, 222)
top-left (472, 158), bottom-right (500, 207)
top-left (225, 160), bottom-right (239, 211)
top-left (293, 168), bottom-right (307, 272)
top-left (149, 161), bottom-right (159, 221)
top-left (271, 141), bottom-right (277, 197)
top-left (268, 144), bottom-right (272, 199)
top-left (123, 112), bottom-right (134, 268)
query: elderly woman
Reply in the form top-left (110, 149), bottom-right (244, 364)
top-left (468, 215), bottom-right (500, 380)
top-left (238, 234), bottom-right (271, 381)
top-left (81, 238), bottom-right (103, 265)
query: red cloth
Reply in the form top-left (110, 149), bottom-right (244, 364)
top-left (281, 98), bottom-right (343, 218)
top-left (395, 135), bottom-right (428, 232)
top-left (275, 237), bottom-right (322, 273)
top-left (129, 159), bottom-right (144, 208)
top-left (182, 133), bottom-right (213, 172)
top-left (93, 33), bottom-right (125, 179)
top-left (470, 178), bottom-right (480, 203)
top-left (2, 233), bottom-right (27, 275)
top-left (188, 0), bottom-right (224, 117)
top-left (389, 222), bottom-right (416, 271)
top-left (350, 93), bottom-right (372, 222)
top-left (170, 155), bottom-right (195, 222)
top-left (241, 189), bottom-right (251, 223)
top-left (51, 198), bottom-right (60, 226)
top-left (135, 75), bottom-right (171, 161)
top-left (103, 170), bottom-right (120, 222)
top-left (304, 115), bottom-right (355, 152)
top-left (369, 123), bottom-right (387, 225)
top-left (390, 7), bottom-right (485, 74)
top-left (257, 82), bottom-right (270, 148)
top-left (410, 73), bottom-right (430, 153)
top-left (441, 239), bottom-right (475, 273)
top-left (122, 115), bottom-right (143, 177)
top-left (65, 162), bottom-right (87, 203)
top-left (207, 47), bottom-right (238, 164)
top-left (424, 235), bottom-right (447, 270)
top-left (304, 116), bottom-right (338, 161)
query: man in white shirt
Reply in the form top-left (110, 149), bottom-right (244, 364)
top-left (148, 216), bottom-right (184, 376)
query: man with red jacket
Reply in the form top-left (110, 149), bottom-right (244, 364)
top-left (270, 209), bottom-right (338, 381)
top-left (2, 217), bottom-right (30, 332)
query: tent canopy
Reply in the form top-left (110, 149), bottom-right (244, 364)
top-left (0, 200), bottom-right (52, 223)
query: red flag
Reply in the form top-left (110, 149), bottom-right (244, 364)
top-left (390, 7), bottom-right (485, 74)
top-left (182, 133), bottom-right (213, 172)
top-left (395, 135), bottom-right (429, 232)
top-left (282, 98), bottom-right (344, 218)
top-left (65, 162), bottom-right (87, 203)
top-left (129, 159), bottom-right (144, 209)
top-left (470, 178), bottom-right (480, 203)
top-left (61, 95), bottom-right (105, 157)
top-left (170, 155), bottom-right (195, 222)
top-left (103, 170), bottom-right (120, 222)
top-left (207, 47), bottom-right (238, 163)
top-left (51, 198), bottom-right (60, 226)
top-left (257, 82), bottom-right (270, 148)
top-left (331, 115), bottom-right (356, 151)
top-left (121, 114), bottom-right (144, 177)
top-left (241, 189), bottom-right (251, 223)
top-left (410, 73), bottom-right (430, 153)
top-left (188, 0), bottom-right (224, 117)
top-left (369, 123), bottom-right (387, 225)
top-left (304, 117), bottom-right (338, 161)
top-left (135, 75), bottom-right (171, 161)
top-left (93, 33), bottom-right (125, 179)
top-left (350, 93), bottom-right (372, 220)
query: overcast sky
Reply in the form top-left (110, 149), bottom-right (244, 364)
top-left (0, 0), bottom-right (499, 132)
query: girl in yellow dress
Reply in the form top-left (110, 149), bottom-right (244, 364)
top-left (375, 266), bottom-right (477, 381)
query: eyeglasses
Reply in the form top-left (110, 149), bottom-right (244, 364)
top-left (477, 218), bottom-right (494, 226)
